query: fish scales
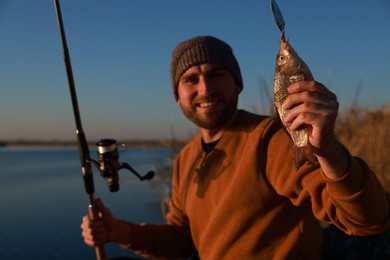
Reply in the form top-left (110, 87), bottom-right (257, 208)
top-left (273, 41), bottom-right (317, 169)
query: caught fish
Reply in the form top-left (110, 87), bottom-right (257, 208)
top-left (273, 40), bottom-right (317, 169)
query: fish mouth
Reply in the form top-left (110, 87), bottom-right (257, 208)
top-left (280, 41), bottom-right (290, 47)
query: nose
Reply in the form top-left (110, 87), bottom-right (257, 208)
top-left (197, 76), bottom-right (213, 96)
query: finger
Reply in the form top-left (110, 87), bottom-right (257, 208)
top-left (283, 87), bottom-right (338, 112)
top-left (83, 236), bottom-right (95, 247)
top-left (95, 198), bottom-right (109, 216)
top-left (95, 198), bottom-right (105, 210)
top-left (81, 218), bottom-right (98, 238)
top-left (288, 112), bottom-right (325, 131)
top-left (283, 91), bottom-right (326, 110)
top-left (284, 96), bottom-right (331, 121)
top-left (95, 198), bottom-right (113, 221)
top-left (81, 215), bottom-right (91, 225)
top-left (83, 233), bottom-right (106, 247)
top-left (288, 81), bottom-right (336, 98)
top-left (288, 80), bottom-right (314, 93)
top-left (81, 224), bottom-right (95, 247)
top-left (81, 220), bottom-right (107, 246)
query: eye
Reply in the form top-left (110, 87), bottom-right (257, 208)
top-left (207, 68), bottom-right (230, 80)
top-left (183, 76), bottom-right (198, 85)
top-left (209, 71), bottom-right (224, 79)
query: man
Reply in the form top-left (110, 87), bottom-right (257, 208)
top-left (81, 35), bottom-right (390, 259)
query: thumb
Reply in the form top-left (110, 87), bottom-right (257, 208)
top-left (95, 198), bottom-right (113, 221)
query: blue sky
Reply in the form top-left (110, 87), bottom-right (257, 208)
top-left (1, 0), bottom-right (389, 141)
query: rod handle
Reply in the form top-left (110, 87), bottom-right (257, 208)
top-left (89, 204), bottom-right (106, 260)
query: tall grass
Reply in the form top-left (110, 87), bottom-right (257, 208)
top-left (146, 129), bottom-right (183, 220)
top-left (336, 105), bottom-right (390, 191)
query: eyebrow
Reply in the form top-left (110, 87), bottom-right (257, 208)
top-left (180, 64), bottom-right (226, 82)
top-left (203, 64), bottom-right (225, 73)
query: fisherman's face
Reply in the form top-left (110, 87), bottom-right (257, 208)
top-left (177, 63), bottom-right (241, 130)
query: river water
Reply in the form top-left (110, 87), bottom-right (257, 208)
top-left (0, 146), bottom-right (171, 259)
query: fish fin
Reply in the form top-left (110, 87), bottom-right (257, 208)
top-left (293, 145), bottom-right (317, 169)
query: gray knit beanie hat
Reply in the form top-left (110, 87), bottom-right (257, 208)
top-left (170, 35), bottom-right (243, 100)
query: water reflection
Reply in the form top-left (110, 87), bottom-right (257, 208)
top-left (0, 147), bottom-right (168, 259)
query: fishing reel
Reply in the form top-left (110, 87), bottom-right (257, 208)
top-left (91, 139), bottom-right (154, 192)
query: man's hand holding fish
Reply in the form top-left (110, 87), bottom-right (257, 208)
top-left (283, 80), bottom-right (350, 179)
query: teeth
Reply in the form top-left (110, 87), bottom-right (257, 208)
top-left (199, 102), bottom-right (213, 108)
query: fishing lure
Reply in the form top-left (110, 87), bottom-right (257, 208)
top-left (270, 0), bottom-right (286, 42)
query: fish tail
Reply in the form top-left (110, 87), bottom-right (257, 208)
top-left (293, 145), bottom-right (317, 169)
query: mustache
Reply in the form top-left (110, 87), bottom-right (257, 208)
top-left (193, 94), bottom-right (221, 104)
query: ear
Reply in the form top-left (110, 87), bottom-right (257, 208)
top-left (237, 84), bottom-right (243, 94)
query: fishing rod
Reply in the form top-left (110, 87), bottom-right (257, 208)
top-left (53, 1), bottom-right (154, 259)
top-left (53, 2), bottom-right (105, 258)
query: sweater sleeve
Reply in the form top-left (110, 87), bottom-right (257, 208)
top-left (264, 120), bottom-right (390, 236)
top-left (321, 156), bottom-right (390, 235)
top-left (122, 154), bottom-right (195, 259)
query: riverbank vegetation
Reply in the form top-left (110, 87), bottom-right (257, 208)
top-left (336, 105), bottom-right (390, 191)
top-left (0, 139), bottom-right (187, 148)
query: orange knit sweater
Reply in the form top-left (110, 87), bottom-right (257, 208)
top-left (124, 110), bottom-right (390, 259)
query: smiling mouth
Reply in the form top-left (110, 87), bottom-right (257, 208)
top-left (195, 97), bottom-right (222, 109)
top-left (198, 101), bottom-right (216, 108)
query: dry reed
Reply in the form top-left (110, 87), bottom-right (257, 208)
top-left (336, 105), bottom-right (390, 191)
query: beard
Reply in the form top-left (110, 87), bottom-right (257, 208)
top-left (180, 94), bottom-right (238, 129)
